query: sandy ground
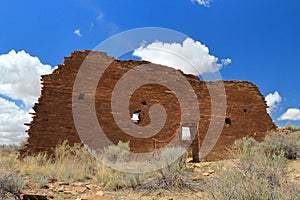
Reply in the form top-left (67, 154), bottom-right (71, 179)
top-left (1, 153), bottom-right (300, 200)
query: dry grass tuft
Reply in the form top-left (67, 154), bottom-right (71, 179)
top-left (1, 141), bottom-right (191, 191)
top-left (16, 141), bottom-right (97, 185)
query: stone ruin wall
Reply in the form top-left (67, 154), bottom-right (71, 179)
top-left (19, 50), bottom-right (276, 161)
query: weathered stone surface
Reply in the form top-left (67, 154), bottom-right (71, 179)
top-left (19, 50), bottom-right (276, 161)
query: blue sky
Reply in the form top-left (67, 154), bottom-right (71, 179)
top-left (0, 0), bottom-right (300, 144)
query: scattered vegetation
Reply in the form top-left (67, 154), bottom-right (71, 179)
top-left (209, 132), bottom-right (300, 200)
top-left (16, 141), bottom-right (96, 185)
top-left (0, 174), bottom-right (25, 199)
top-left (0, 131), bottom-right (299, 199)
top-left (96, 142), bottom-right (189, 191)
top-left (1, 141), bottom-right (190, 191)
top-left (137, 147), bottom-right (189, 191)
top-left (285, 122), bottom-right (300, 132)
top-left (0, 144), bottom-right (20, 155)
top-left (264, 131), bottom-right (300, 160)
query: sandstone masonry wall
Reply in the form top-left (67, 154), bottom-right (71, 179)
top-left (19, 51), bottom-right (276, 161)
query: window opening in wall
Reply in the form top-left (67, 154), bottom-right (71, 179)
top-left (225, 117), bottom-right (231, 126)
top-left (244, 109), bottom-right (247, 113)
top-left (78, 93), bottom-right (85, 100)
top-left (142, 101), bottom-right (147, 105)
top-left (131, 112), bottom-right (141, 124)
top-left (182, 127), bottom-right (191, 141)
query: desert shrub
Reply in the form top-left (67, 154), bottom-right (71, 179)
top-left (157, 147), bottom-right (187, 190)
top-left (101, 141), bottom-right (131, 164)
top-left (0, 174), bottom-right (26, 199)
top-left (0, 144), bottom-right (20, 156)
top-left (137, 147), bottom-right (189, 191)
top-left (209, 137), bottom-right (300, 200)
top-left (95, 141), bottom-right (148, 190)
top-left (33, 175), bottom-right (49, 188)
top-left (285, 122), bottom-right (300, 132)
top-left (0, 144), bottom-right (23, 171)
top-left (52, 141), bottom-right (96, 181)
top-left (263, 131), bottom-right (300, 160)
top-left (158, 147), bottom-right (187, 177)
top-left (96, 165), bottom-right (145, 190)
top-left (234, 132), bottom-right (300, 160)
top-left (19, 153), bottom-right (50, 180)
top-left (97, 144), bottom-right (189, 191)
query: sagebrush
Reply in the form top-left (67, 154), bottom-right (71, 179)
top-left (209, 134), bottom-right (300, 200)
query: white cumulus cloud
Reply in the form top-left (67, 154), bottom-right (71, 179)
top-left (191, 0), bottom-right (211, 7)
top-left (74, 29), bottom-right (82, 37)
top-left (133, 38), bottom-right (231, 75)
top-left (0, 98), bottom-right (31, 144)
top-left (265, 91), bottom-right (282, 114)
top-left (0, 50), bottom-right (53, 144)
top-left (221, 58), bottom-right (232, 65)
top-left (278, 108), bottom-right (300, 121)
top-left (0, 50), bottom-right (52, 108)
